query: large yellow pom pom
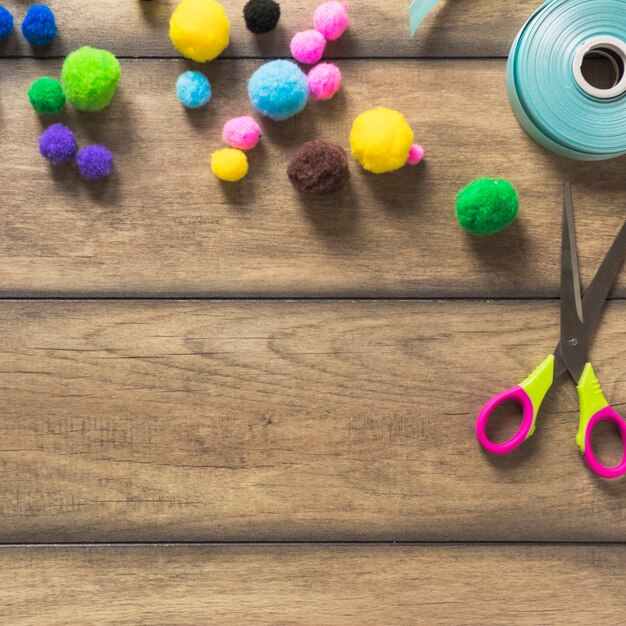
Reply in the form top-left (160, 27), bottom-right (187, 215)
top-left (349, 107), bottom-right (414, 174)
top-left (170, 0), bottom-right (230, 63)
top-left (211, 148), bottom-right (248, 182)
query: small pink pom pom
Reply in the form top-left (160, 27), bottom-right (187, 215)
top-left (314, 2), bottom-right (349, 40)
top-left (307, 62), bottom-right (342, 100)
top-left (222, 116), bottom-right (262, 150)
top-left (290, 29), bottom-right (326, 65)
top-left (406, 143), bottom-right (425, 166)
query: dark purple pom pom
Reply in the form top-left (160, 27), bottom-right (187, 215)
top-left (39, 123), bottom-right (77, 164)
top-left (76, 145), bottom-right (114, 180)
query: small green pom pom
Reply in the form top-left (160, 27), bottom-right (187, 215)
top-left (455, 178), bottom-right (519, 236)
top-left (28, 77), bottom-right (66, 114)
top-left (61, 46), bottom-right (121, 112)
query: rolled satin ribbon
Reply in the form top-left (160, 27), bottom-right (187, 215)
top-left (508, 0), bottom-right (626, 160)
top-left (411, 0), bottom-right (626, 160)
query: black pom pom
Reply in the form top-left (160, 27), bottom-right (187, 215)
top-left (288, 141), bottom-right (350, 197)
top-left (244, 0), bottom-right (281, 34)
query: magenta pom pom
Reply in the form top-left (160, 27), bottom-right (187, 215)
top-left (77, 145), bottom-right (114, 180)
top-left (406, 144), bottom-right (425, 166)
top-left (290, 29), bottom-right (326, 65)
top-left (307, 62), bottom-right (342, 100)
top-left (222, 116), bottom-right (262, 150)
top-left (39, 124), bottom-right (77, 164)
top-left (314, 2), bottom-right (349, 40)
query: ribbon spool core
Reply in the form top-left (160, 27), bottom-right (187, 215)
top-left (573, 36), bottom-right (626, 99)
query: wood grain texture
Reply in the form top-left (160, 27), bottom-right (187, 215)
top-left (1, 59), bottom-right (625, 297)
top-left (1, 300), bottom-right (625, 542)
top-left (0, 0), bottom-right (539, 59)
top-left (2, 544), bottom-right (625, 625)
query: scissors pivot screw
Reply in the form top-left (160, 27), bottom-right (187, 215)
top-left (568, 338), bottom-right (579, 347)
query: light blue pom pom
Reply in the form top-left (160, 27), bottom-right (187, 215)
top-left (248, 60), bottom-right (309, 121)
top-left (176, 71), bottom-right (212, 109)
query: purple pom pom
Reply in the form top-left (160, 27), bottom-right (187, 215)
top-left (39, 123), bottom-right (77, 164)
top-left (76, 145), bottom-right (114, 180)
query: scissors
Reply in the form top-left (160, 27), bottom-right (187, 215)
top-left (476, 183), bottom-right (626, 478)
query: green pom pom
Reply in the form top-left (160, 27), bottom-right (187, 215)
top-left (61, 46), bottom-right (121, 112)
top-left (455, 178), bottom-right (519, 236)
top-left (28, 77), bottom-right (66, 114)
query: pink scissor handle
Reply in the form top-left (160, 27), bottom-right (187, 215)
top-left (476, 386), bottom-right (536, 455)
top-left (583, 407), bottom-right (626, 479)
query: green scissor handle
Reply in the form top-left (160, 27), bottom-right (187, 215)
top-left (576, 363), bottom-right (626, 479)
top-left (475, 355), bottom-right (554, 454)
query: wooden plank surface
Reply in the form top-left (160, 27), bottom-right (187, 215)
top-left (1, 300), bottom-right (625, 543)
top-left (1, 59), bottom-right (625, 297)
top-left (2, 544), bottom-right (625, 625)
top-left (0, 0), bottom-right (539, 59)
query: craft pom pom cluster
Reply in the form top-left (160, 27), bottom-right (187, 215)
top-left (19, 0), bottom-right (512, 231)
top-left (21, 11), bottom-right (119, 183)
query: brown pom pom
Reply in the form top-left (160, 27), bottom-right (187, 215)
top-left (287, 140), bottom-right (350, 196)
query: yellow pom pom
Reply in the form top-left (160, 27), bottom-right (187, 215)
top-left (349, 107), bottom-right (414, 174)
top-left (211, 148), bottom-right (248, 182)
top-left (170, 0), bottom-right (230, 63)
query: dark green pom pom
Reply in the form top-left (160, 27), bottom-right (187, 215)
top-left (28, 77), bottom-right (66, 114)
top-left (455, 178), bottom-right (519, 236)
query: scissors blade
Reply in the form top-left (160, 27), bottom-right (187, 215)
top-left (579, 218), bottom-right (626, 338)
top-left (553, 212), bottom-right (626, 379)
top-left (552, 349), bottom-right (569, 378)
top-left (562, 183), bottom-right (584, 323)
top-left (559, 183), bottom-right (588, 382)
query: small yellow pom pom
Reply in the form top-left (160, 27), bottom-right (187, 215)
top-left (211, 148), bottom-right (248, 182)
top-left (349, 107), bottom-right (414, 174)
top-left (170, 0), bottom-right (230, 63)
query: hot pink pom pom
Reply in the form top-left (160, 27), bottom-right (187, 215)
top-left (307, 63), bottom-right (342, 100)
top-left (406, 143), bottom-right (425, 166)
top-left (222, 116), bottom-right (262, 150)
top-left (314, 2), bottom-right (349, 40)
top-left (290, 29), bottom-right (326, 65)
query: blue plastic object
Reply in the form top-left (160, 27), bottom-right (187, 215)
top-left (409, 0), bottom-right (440, 36)
top-left (507, 0), bottom-right (626, 160)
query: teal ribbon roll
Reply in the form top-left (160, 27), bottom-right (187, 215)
top-left (507, 0), bottom-right (626, 160)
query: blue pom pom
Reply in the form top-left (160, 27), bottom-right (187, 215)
top-left (0, 6), bottom-right (14, 41)
top-left (21, 5), bottom-right (57, 46)
top-left (176, 71), bottom-right (212, 109)
top-left (248, 60), bottom-right (309, 121)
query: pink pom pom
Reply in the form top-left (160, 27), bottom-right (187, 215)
top-left (314, 2), bottom-right (349, 40)
top-left (290, 29), bottom-right (326, 65)
top-left (222, 116), bottom-right (262, 151)
top-left (406, 143), bottom-right (425, 166)
top-left (307, 63), bottom-right (342, 100)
